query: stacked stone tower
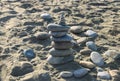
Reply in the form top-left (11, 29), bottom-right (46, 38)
top-left (47, 13), bottom-right (74, 65)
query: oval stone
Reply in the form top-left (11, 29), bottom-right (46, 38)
top-left (52, 41), bottom-right (73, 50)
top-left (23, 49), bottom-right (35, 59)
top-left (59, 71), bottom-right (73, 78)
top-left (49, 31), bottom-right (67, 37)
top-left (51, 34), bottom-right (73, 42)
top-left (34, 32), bottom-right (50, 40)
top-left (41, 13), bottom-right (52, 20)
top-left (47, 55), bottom-right (74, 65)
top-left (79, 61), bottom-right (95, 69)
top-left (97, 71), bottom-right (111, 80)
top-left (70, 26), bottom-right (82, 34)
top-left (47, 23), bottom-right (69, 32)
top-left (73, 68), bottom-right (89, 78)
top-left (86, 41), bottom-right (97, 51)
top-left (90, 52), bottom-right (104, 66)
top-left (49, 48), bottom-right (74, 57)
top-left (85, 30), bottom-right (98, 38)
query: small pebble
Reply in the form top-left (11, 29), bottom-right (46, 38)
top-left (34, 32), bottom-right (50, 40)
top-left (79, 61), bottom-right (95, 69)
top-left (73, 68), bottom-right (89, 78)
top-left (70, 26), bottom-right (82, 34)
top-left (49, 31), bottom-right (67, 37)
top-left (90, 52), bottom-right (104, 66)
top-left (97, 71), bottom-right (111, 80)
top-left (59, 71), bottom-right (73, 78)
top-left (86, 41), bottom-right (97, 51)
top-left (85, 30), bottom-right (98, 38)
top-left (41, 13), bottom-right (52, 20)
top-left (23, 48), bottom-right (35, 59)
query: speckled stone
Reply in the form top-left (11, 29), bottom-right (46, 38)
top-left (47, 23), bottom-right (69, 32)
top-left (73, 68), bottom-right (89, 78)
top-left (70, 26), bottom-right (83, 34)
top-left (51, 34), bottom-right (73, 42)
top-left (59, 71), bottom-right (73, 78)
top-left (52, 41), bottom-right (73, 50)
top-left (34, 32), bottom-right (50, 40)
top-left (49, 31), bottom-right (67, 37)
top-left (97, 71), bottom-right (111, 80)
top-left (90, 52), bottom-right (104, 66)
top-left (86, 41), bottom-right (97, 51)
top-left (47, 55), bottom-right (74, 65)
top-left (49, 48), bottom-right (74, 57)
top-left (85, 30), bottom-right (98, 38)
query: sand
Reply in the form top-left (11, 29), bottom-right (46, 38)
top-left (0, 0), bottom-right (120, 81)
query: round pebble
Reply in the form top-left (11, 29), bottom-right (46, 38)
top-left (34, 32), bottom-right (50, 40)
top-left (49, 31), bottom-right (67, 37)
top-left (49, 48), bottom-right (74, 57)
top-left (90, 52), bottom-right (104, 66)
top-left (23, 49), bottom-right (35, 59)
top-left (79, 61), bottom-right (95, 69)
top-left (51, 34), bottom-right (73, 42)
top-left (41, 13), bottom-right (52, 20)
top-left (97, 71), bottom-right (111, 80)
top-left (47, 23), bottom-right (69, 32)
top-left (47, 55), bottom-right (74, 65)
top-left (59, 71), bottom-right (73, 78)
top-left (86, 41), bottom-right (97, 51)
top-left (85, 30), bottom-right (98, 38)
top-left (52, 41), bottom-right (73, 50)
top-left (70, 26), bottom-right (82, 34)
top-left (73, 68), bottom-right (89, 78)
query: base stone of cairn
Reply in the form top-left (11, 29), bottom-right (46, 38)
top-left (47, 13), bottom-right (75, 65)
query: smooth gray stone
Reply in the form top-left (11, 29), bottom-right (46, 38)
top-left (52, 41), bottom-right (73, 50)
top-left (49, 48), bottom-right (74, 57)
top-left (73, 68), bottom-right (89, 78)
top-left (49, 31), bottom-right (67, 37)
top-left (90, 52), bottom-right (104, 67)
top-left (34, 32), bottom-right (50, 40)
top-left (47, 23), bottom-right (69, 32)
top-left (47, 55), bottom-right (74, 65)
top-left (51, 34), bottom-right (73, 42)
top-left (85, 30), bottom-right (98, 38)
top-left (86, 41), bottom-right (97, 51)
top-left (97, 71), bottom-right (111, 80)
top-left (70, 26), bottom-right (82, 34)
top-left (59, 71), bottom-right (73, 78)
top-left (41, 13), bottom-right (52, 20)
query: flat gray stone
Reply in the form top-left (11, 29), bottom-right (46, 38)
top-left (59, 71), bottom-right (73, 78)
top-left (47, 23), bottom-right (69, 32)
top-left (34, 32), bottom-right (50, 40)
top-left (51, 34), bottom-right (73, 42)
top-left (47, 55), bottom-right (74, 65)
top-left (86, 41), bottom-right (97, 51)
top-left (97, 71), bottom-right (111, 80)
top-left (49, 31), bottom-right (67, 37)
top-left (73, 68), bottom-right (89, 78)
top-left (70, 26), bottom-right (82, 34)
top-left (90, 52), bottom-right (104, 66)
top-left (85, 30), bottom-right (98, 38)
top-left (52, 41), bottom-right (73, 50)
top-left (49, 48), bottom-right (74, 57)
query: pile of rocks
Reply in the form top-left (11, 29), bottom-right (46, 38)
top-left (47, 13), bottom-right (74, 65)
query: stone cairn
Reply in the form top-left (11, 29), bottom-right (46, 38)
top-left (47, 13), bottom-right (74, 65)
